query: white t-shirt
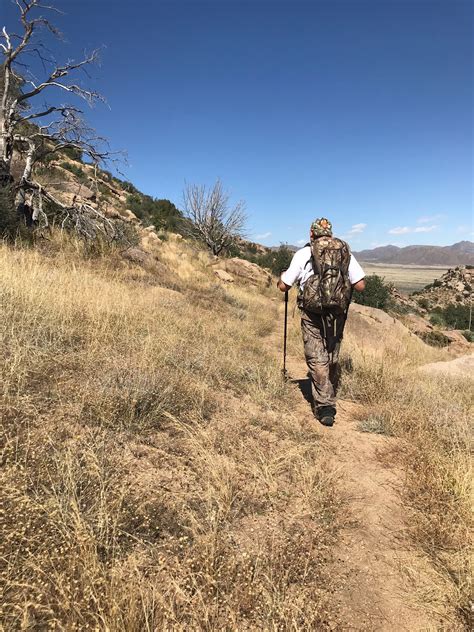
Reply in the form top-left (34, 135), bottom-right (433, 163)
top-left (281, 245), bottom-right (365, 291)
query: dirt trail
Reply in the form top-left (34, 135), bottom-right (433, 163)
top-left (270, 325), bottom-right (439, 631)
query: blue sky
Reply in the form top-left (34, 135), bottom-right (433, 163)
top-left (3, 0), bottom-right (472, 248)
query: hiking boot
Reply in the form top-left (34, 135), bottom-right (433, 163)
top-left (317, 405), bottom-right (336, 427)
top-left (320, 414), bottom-right (335, 427)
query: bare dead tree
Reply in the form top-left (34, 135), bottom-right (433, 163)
top-left (183, 179), bottom-right (247, 256)
top-left (0, 0), bottom-right (115, 237)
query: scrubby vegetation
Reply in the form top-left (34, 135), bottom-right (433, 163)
top-left (234, 243), bottom-right (294, 275)
top-left (428, 304), bottom-right (472, 330)
top-left (353, 274), bottom-right (392, 310)
top-left (126, 193), bottom-right (184, 232)
top-left (0, 235), bottom-right (343, 630)
top-left (418, 330), bottom-right (451, 347)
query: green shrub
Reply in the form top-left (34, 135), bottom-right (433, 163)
top-left (60, 162), bottom-right (88, 182)
top-left (62, 146), bottom-right (83, 161)
top-left (126, 194), bottom-right (183, 232)
top-left (461, 330), bottom-right (474, 343)
top-left (429, 312), bottom-right (445, 327)
top-left (419, 331), bottom-right (451, 347)
top-left (442, 304), bottom-right (471, 329)
top-left (353, 274), bottom-right (392, 310)
top-left (417, 297), bottom-right (430, 310)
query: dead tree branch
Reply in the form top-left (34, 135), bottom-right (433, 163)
top-left (183, 179), bottom-right (247, 256)
top-left (1, 0), bottom-right (117, 236)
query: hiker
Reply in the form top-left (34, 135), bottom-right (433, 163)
top-left (277, 218), bottom-right (366, 427)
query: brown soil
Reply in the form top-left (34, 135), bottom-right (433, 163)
top-left (271, 322), bottom-right (440, 631)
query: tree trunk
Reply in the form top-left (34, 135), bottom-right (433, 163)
top-left (0, 114), bottom-right (13, 187)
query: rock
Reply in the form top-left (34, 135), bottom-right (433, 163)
top-left (122, 209), bottom-right (141, 224)
top-left (140, 230), bottom-right (162, 253)
top-left (214, 269), bottom-right (234, 283)
top-left (412, 266), bottom-right (473, 310)
top-left (122, 247), bottom-right (150, 265)
top-left (419, 354), bottom-right (474, 380)
top-left (51, 179), bottom-right (96, 201)
top-left (217, 258), bottom-right (272, 287)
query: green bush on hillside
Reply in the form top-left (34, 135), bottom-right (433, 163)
top-left (353, 274), bottom-right (392, 310)
top-left (235, 244), bottom-right (294, 276)
top-left (126, 194), bottom-right (183, 232)
top-left (430, 304), bottom-right (471, 330)
top-left (60, 162), bottom-right (88, 182)
top-left (443, 304), bottom-right (471, 329)
top-left (419, 330), bottom-right (451, 348)
top-left (429, 312), bottom-right (445, 327)
top-left (256, 245), bottom-right (294, 276)
top-left (62, 146), bottom-right (83, 161)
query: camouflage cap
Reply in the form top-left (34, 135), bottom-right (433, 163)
top-left (311, 217), bottom-right (333, 237)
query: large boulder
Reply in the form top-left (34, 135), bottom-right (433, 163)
top-left (419, 355), bottom-right (474, 380)
top-left (140, 228), bottom-right (162, 253)
top-left (214, 258), bottom-right (272, 287)
top-left (345, 303), bottom-right (430, 356)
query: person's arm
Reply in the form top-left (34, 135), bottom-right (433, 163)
top-left (348, 254), bottom-right (365, 292)
top-left (277, 249), bottom-right (305, 292)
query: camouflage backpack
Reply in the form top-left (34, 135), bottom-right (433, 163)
top-left (300, 236), bottom-right (352, 314)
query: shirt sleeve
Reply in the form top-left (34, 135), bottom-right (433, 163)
top-left (280, 249), bottom-right (304, 287)
top-left (348, 254), bottom-right (365, 285)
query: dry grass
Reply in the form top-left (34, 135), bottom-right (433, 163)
top-left (340, 332), bottom-right (473, 629)
top-left (0, 235), bottom-right (344, 630)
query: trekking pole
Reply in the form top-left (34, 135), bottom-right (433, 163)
top-left (282, 290), bottom-right (289, 378)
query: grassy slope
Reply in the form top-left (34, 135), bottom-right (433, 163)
top-left (0, 235), bottom-right (343, 630)
top-left (1, 235), bottom-right (472, 629)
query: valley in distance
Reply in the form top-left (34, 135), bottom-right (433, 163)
top-left (270, 240), bottom-right (473, 294)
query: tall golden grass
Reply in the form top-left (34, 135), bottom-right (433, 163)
top-left (1, 236), bottom-right (343, 630)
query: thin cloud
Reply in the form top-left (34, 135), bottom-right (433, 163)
top-left (254, 232), bottom-right (272, 240)
top-left (347, 223), bottom-right (367, 235)
top-left (417, 214), bottom-right (445, 224)
top-left (413, 225), bottom-right (439, 233)
top-left (296, 238), bottom-right (306, 245)
top-left (388, 226), bottom-right (411, 235)
top-left (388, 225), bottom-right (438, 235)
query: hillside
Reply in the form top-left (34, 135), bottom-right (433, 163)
top-left (354, 241), bottom-right (474, 266)
top-left (1, 234), bottom-right (472, 630)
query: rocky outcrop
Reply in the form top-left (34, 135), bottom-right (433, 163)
top-left (389, 286), bottom-right (421, 312)
top-left (212, 258), bottom-right (272, 287)
top-left (214, 269), bottom-right (234, 283)
top-left (419, 355), bottom-right (474, 380)
top-left (413, 266), bottom-right (473, 309)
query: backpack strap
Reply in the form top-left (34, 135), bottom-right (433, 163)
top-left (310, 240), bottom-right (322, 276)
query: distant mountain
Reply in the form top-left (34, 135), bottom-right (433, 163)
top-left (354, 241), bottom-right (474, 266)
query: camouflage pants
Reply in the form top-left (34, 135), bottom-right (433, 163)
top-left (300, 310), bottom-right (343, 413)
